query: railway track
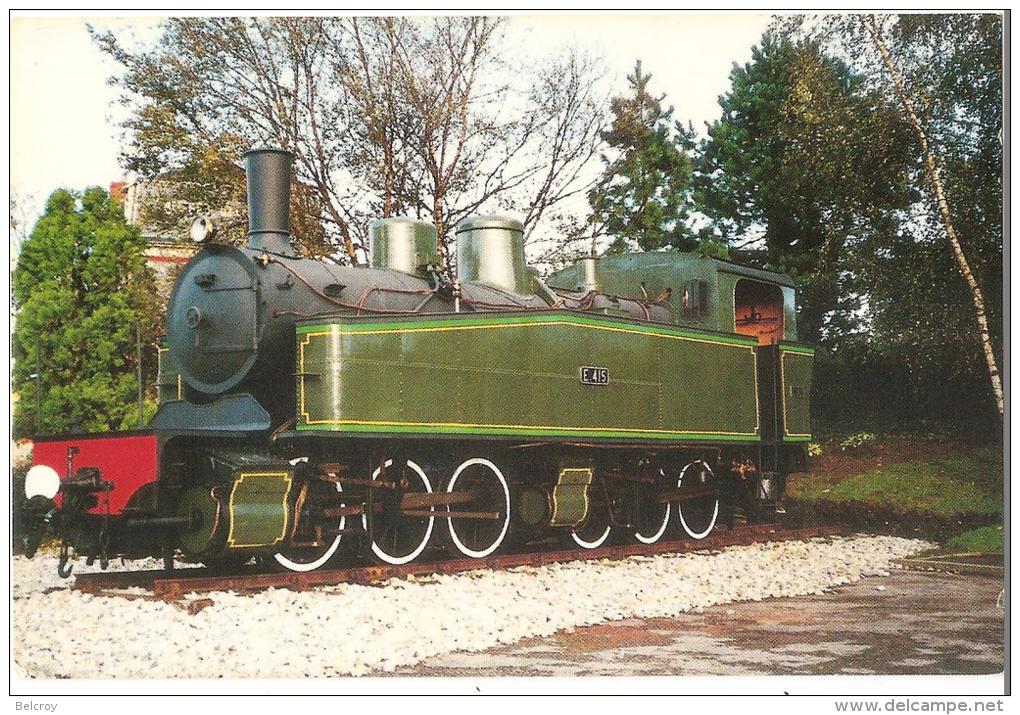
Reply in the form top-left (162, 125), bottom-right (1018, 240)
top-left (72, 524), bottom-right (844, 601)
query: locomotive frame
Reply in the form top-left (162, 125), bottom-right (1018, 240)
top-left (21, 147), bottom-right (814, 575)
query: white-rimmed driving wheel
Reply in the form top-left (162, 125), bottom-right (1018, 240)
top-left (571, 521), bottom-right (612, 549)
top-left (677, 460), bottom-right (720, 540)
top-left (274, 479), bottom-right (346, 573)
top-left (629, 467), bottom-right (672, 545)
top-left (569, 500), bottom-right (613, 549)
top-left (445, 458), bottom-right (512, 559)
top-left (361, 459), bottom-right (435, 565)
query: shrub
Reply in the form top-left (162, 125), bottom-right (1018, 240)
top-left (839, 432), bottom-right (875, 452)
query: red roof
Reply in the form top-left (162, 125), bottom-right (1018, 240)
top-left (109, 181), bottom-right (127, 201)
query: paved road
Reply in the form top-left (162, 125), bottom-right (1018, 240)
top-left (394, 570), bottom-right (1003, 676)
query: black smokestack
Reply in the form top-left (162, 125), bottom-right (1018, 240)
top-left (243, 148), bottom-right (295, 256)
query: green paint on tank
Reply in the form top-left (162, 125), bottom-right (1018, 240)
top-left (295, 313), bottom-right (757, 346)
top-left (779, 346), bottom-right (814, 440)
top-left (295, 312), bottom-right (761, 443)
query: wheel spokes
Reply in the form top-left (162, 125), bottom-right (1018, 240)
top-left (363, 459), bottom-right (435, 565)
top-left (446, 458), bottom-right (511, 559)
top-left (274, 479), bottom-right (346, 573)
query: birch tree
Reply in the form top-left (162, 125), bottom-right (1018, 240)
top-left (859, 13), bottom-right (1002, 417)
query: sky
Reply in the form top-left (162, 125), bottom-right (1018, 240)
top-left (9, 12), bottom-right (772, 235)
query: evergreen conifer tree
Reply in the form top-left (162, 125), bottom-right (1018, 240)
top-left (588, 60), bottom-right (696, 253)
top-left (12, 188), bottom-right (160, 436)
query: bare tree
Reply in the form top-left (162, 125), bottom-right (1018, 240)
top-left (93, 19), bottom-right (356, 259)
top-left (378, 18), bottom-right (606, 274)
top-left (860, 14), bottom-right (1003, 418)
top-left (333, 18), bottom-right (421, 224)
top-left (93, 17), bottom-right (606, 270)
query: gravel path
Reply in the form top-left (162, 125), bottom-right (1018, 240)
top-left (12, 535), bottom-right (929, 678)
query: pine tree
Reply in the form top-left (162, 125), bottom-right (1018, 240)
top-left (588, 60), bottom-right (696, 253)
top-left (697, 35), bottom-right (915, 343)
top-left (12, 188), bottom-right (160, 436)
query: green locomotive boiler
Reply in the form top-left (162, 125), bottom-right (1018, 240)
top-left (24, 148), bottom-right (813, 575)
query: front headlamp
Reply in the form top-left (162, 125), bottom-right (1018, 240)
top-left (189, 215), bottom-right (218, 244)
top-left (25, 464), bottom-right (60, 500)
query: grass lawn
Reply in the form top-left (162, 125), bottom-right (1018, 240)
top-left (946, 525), bottom-right (1004, 554)
top-left (788, 443), bottom-right (1002, 516)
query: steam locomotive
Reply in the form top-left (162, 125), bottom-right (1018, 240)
top-left (22, 148), bottom-right (814, 575)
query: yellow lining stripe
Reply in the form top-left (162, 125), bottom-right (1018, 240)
top-left (333, 319), bottom-right (752, 348)
top-left (301, 417), bottom-right (758, 436)
top-left (158, 345), bottom-right (184, 400)
top-left (299, 320), bottom-right (760, 437)
top-left (780, 351), bottom-right (811, 438)
top-left (226, 471), bottom-right (293, 548)
top-left (550, 468), bottom-right (593, 528)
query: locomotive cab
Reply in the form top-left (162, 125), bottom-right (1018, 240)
top-left (734, 278), bottom-right (785, 345)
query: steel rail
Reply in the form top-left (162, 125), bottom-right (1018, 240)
top-left (71, 524), bottom-right (845, 600)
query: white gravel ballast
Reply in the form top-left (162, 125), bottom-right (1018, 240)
top-left (13, 534), bottom-right (929, 678)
